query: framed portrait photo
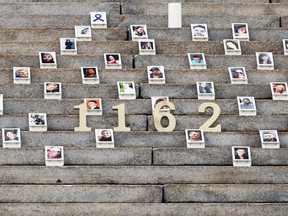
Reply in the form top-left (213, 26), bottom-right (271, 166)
top-left (139, 39), bottom-right (156, 55)
top-left (81, 67), bottom-right (99, 84)
top-left (188, 53), bottom-right (207, 69)
top-left (84, 98), bottom-right (102, 115)
top-left (283, 39), bottom-right (288, 55)
top-left (237, 96), bottom-right (257, 116)
top-left (117, 81), bottom-right (136, 100)
top-left (29, 113), bottom-right (47, 131)
top-left (104, 53), bottom-right (122, 69)
top-left (90, 12), bottom-right (107, 28)
top-left (270, 82), bottom-right (288, 100)
top-left (130, 25), bottom-right (148, 41)
top-left (95, 129), bottom-right (114, 148)
top-left (0, 94), bottom-right (3, 115)
top-left (44, 82), bottom-right (62, 99)
top-left (185, 129), bottom-right (205, 148)
top-left (45, 146), bottom-right (64, 166)
top-left (13, 67), bottom-right (31, 84)
top-left (39, 52), bottom-right (57, 69)
top-left (232, 146), bottom-right (251, 167)
top-left (196, 82), bottom-right (215, 100)
top-left (256, 52), bottom-right (274, 70)
top-left (75, 26), bottom-right (92, 41)
top-left (228, 67), bottom-right (248, 84)
top-left (223, 39), bottom-right (241, 55)
top-left (259, 130), bottom-right (280, 149)
top-left (151, 96), bottom-right (169, 112)
top-left (232, 23), bottom-right (249, 41)
top-left (147, 66), bottom-right (165, 84)
top-left (191, 24), bottom-right (208, 41)
top-left (2, 128), bottom-right (21, 148)
top-left (60, 38), bottom-right (77, 55)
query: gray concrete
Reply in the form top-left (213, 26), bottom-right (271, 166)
top-left (147, 115), bottom-right (288, 131)
top-left (1, 131), bottom-right (287, 148)
top-left (0, 148), bottom-right (151, 165)
top-left (135, 55), bottom-right (288, 70)
top-left (0, 203), bottom-right (286, 216)
top-left (0, 166), bottom-right (288, 184)
top-left (0, 115), bottom-right (147, 131)
top-left (0, 185), bottom-right (162, 203)
top-left (153, 148), bottom-right (288, 165)
top-left (165, 184), bottom-right (288, 202)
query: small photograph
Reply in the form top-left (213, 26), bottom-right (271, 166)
top-left (60, 38), bottom-right (77, 54)
top-left (232, 23), bottom-right (249, 40)
top-left (85, 98), bottom-right (101, 110)
top-left (147, 66), bottom-right (165, 84)
top-left (130, 25), bottom-right (148, 40)
top-left (45, 146), bottom-right (64, 160)
top-left (75, 26), bottom-right (92, 41)
top-left (96, 129), bottom-right (114, 142)
top-left (186, 129), bottom-right (204, 142)
top-left (271, 82), bottom-right (287, 95)
top-left (238, 97), bottom-right (255, 110)
top-left (81, 67), bottom-right (98, 79)
top-left (283, 39), bottom-right (288, 55)
top-left (104, 53), bottom-right (121, 65)
top-left (39, 52), bottom-right (56, 64)
top-left (224, 39), bottom-right (241, 51)
top-left (13, 67), bottom-right (30, 79)
top-left (151, 96), bottom-right (169, 111)
top-left (2, 128), bottom-right (20, 142)
top-left (45, 82), bottom-right (61, 94)
top-left (189, 53), bottom-right (206, 65)
top-left (259, 130), bottom-right (279, 143)
top-left (256, 52), bottom-right (273, 65)
top-left (29, 113), bottom-right (46, 126)
top-left (229, 67), bottom-right (247, 80)
top-left (232, 146), bottom-right (251, 160)
top-left (197, 82), bottom-right (214, 94)
top-left (90, 12), bottom-right (107, 28)
top-left (0, 94), bottom-right (3, 115)
top-left (118, 82), bottom-right (136, 94)
top-left (140, 40), bottom-right (155, 50)
top-left (191, 24), bottom-right (208, 41)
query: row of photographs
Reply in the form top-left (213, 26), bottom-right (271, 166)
top-left (1, 127), bottom-right (280, 149)
top-left (37, 51), bottom-right (281, 70)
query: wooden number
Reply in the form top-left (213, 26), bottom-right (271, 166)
top-left (112, 103), bottom-right (131, 132)
top-left (153, 101), bottom-right (176, 132)
top-left (198, 102), bottom-right (221, 132)
top-left (74, 103), bottom-right (91, 132)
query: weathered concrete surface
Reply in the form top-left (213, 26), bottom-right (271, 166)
top-left (0, 166), bottom-right (288, 184)
top-left (0, 185), bottom-right (162, 203)
top-left (165, 184), bottom-right (288, 202)
top-left (0, 148), bottom-right (152, 165)
top-left (153, 148), bottom-right (288, 165)
top-left (0, 203), bottom-right (287, 216)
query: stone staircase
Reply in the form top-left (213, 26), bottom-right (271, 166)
top-left (0, 0), bottom-right (288, 215)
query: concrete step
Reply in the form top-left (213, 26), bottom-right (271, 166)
top-left (0, 203), bottom-right (287, 216)
top-left (0, 54), bottom-right (133, 68)
top-left (119, 14), bottom-right (279, 28)
top-left (134, 55), bottom-right (288, 69)
top-left (0, 84), bottom-right (139, 99)
top-left (0, 147), bottom-right (151, 165)
top-left (122, 3), bottom-right (288, 16)
top-left (0, 114), bottom-right (147, 131)
top-left (165, 184), bottom-right (288, 202)
top-left (147, 115), bottom-right (288, 132)
top-left (0, 41), bottom-right (284, 55)
top-left (0, 185), bottom-right (162, 203)
top-left (0, 3), bottom-right (120, 15)
top-left (3, 99), bottom-right (288, 115)
top-left (1, 68), bottom-right (287, 85)
top-left (0, 166), bottom-right (287, 184)
top-left (0, 15), bottom-right (122, 28)
top-left (153, 148), bottom-right (288, 165)
top-left (1, 131), bottom-right (288, 148)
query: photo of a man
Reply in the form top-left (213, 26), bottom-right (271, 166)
top-left (98, 129), bottom-right (113, 142)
